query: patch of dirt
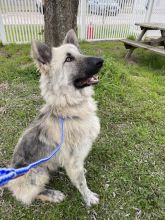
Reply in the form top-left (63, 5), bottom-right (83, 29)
top-left (0, 82), bottom-right (9, 92)
top-left (20, 62), bottom-right (34, 69)
top-left (127, 58), bottom-right (138, 65)
top-left (0, 51), bottom-right (12, 58)
top-left (0, 51), bottom-right (5, 56)
top-left (12, 82), bottom-right (28, 91)
top-left (0, 107), bottom-right (6, 115)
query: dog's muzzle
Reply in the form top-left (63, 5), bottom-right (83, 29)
top-left (74, 57), bottom-right (104, 88)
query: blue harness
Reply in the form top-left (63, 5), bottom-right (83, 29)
top-left (0, 117), bottom-right (64, 187)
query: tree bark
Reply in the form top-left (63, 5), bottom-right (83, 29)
top-left (44, 0), bottom-right (79, 47)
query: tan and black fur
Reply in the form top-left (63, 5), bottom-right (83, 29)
top-left (6, 30), bottom-right (104, 206)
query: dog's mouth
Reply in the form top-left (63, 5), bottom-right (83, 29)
top-left (74, 57), bottom-right (103, 89)
top-left (75, 74), bottom-right (99, 88)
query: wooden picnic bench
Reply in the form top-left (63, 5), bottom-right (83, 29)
top-left (121, 23), bottom-right (165, 59)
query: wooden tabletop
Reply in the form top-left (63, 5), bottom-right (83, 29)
top-left (135, 23), bottom-right (165, 31)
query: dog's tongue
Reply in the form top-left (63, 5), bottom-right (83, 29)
top-left (81, 75), bottom-right (99, 86)
top-left (88, 75), bottom-right (98, 84)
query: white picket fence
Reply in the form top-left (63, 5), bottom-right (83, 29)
top-left (0, 0), bottom-right (44, 44)
top-left (0, 0), bottom-right (165, 44)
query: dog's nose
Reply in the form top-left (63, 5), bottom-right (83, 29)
top-left (95, 58), bottom-right (104, 68)
top-left (84, 57), bottom-right (104, 76)
top-left (85, 57), bottom-right (104, 68)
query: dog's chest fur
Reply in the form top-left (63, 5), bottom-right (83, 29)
top-left (12, 97), bottom-right (100, 170)
top-left (45, 101), bottom-right (100, 168)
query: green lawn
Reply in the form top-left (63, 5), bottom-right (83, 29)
top-left (0, 41), bottom-right (165, 220)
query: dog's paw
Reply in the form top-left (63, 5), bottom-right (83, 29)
top-left (84, 190), bottom-right (99, 207)
top-left (38, 189), bottom-right (65, 203)
top-left (51, 190), bottom-right (65, 203)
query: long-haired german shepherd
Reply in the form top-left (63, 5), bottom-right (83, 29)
top-left (6, 30), bottom-right (104, 206)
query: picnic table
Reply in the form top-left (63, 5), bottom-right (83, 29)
top-left (121, 23), bottom-right (165, 59)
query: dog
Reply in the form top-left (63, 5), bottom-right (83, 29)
top-left (6, 29), bottom-right (104, 206)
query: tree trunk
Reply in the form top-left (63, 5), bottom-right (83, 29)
top-left (44, 0), bottom-right (79, 47)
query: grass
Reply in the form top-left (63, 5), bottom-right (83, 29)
top-left (0, 41), bottom-right (165, 220)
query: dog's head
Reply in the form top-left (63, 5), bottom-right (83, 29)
top-left (31, 30), bottom-right (104, 105)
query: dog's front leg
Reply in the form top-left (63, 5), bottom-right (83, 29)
top-left (64, 161), bottom-right (99, 206)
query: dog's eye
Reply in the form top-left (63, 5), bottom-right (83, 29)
top-left (65, 57), bottom-right (72, 62)
top-left (65, 54), bottom-right (74, 63)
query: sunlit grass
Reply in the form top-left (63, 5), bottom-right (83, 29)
top-left (0, 42), bottom-right (165, 219)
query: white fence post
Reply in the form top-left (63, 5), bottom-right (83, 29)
top-left (144, 0), bottom-right (155, 22)
top-left (0, 14), bottom-right (6, 44)
top-left (80, 0), bottom-right (86, 40)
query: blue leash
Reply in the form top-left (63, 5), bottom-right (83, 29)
top-left (0, 117), bottom-right (64, 187)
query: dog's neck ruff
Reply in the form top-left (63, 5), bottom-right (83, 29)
top-left (0, 117), bottom-right (64, 187)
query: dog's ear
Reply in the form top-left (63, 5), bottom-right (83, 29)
top-left (31, 40), bottom-right (52, 65)
top-left (63, 29), bottom-right (79, 49)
